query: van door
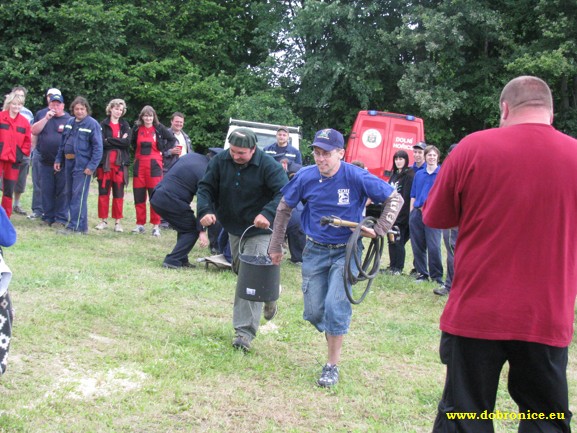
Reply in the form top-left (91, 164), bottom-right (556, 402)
top-left (345, 111), bottom-right (424, 181)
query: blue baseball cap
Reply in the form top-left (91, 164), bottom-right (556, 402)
top-left (50, 94), bottom-right (64, 103)
top-left (311, 128), bottom-right (344, 152)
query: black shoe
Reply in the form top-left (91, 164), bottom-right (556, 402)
top-left (415, 274), bottom-right (429, 283)
top-left (57, 228), bottom-right (87, 235)
top-left (409, 268), bottom-right (418, 277)
top-left (181, 262), bottom-right (197, 269)
top-left (232, 335), bottom-right (250, 352)
top-left (433, 285), bottom-right (450, 296)
top-left (263, 301), bottom-right (278, 320)
top-left (162, 262), bottom-right (180, 269)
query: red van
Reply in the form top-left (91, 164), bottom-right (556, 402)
top-left (344, 111), bottom-right (425, 181)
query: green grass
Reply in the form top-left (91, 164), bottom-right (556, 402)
top-left (1, 183), bottom-right (576, 432)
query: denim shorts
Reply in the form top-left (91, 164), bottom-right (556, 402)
top-left (301, 239), bottom-right (353, 336)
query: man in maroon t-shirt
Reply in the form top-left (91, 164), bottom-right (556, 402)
top-left (424, 76), bottom-right (577, 432)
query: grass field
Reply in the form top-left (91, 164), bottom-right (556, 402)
top-left (0, 182), bottom-right (576, 433)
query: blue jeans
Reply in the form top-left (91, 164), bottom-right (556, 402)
top-left (409, 209), bottom-right (443, 283)
top-left (301, 240), bottom-right (352, 336)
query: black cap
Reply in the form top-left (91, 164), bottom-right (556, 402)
top-left (413, 141), bottom-right (427, 150)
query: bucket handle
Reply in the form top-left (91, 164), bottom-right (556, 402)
top-left (238, 225), bottom-right (273, 256)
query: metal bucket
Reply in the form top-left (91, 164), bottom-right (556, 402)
top-left (235, 226), bottom-right (280, 302)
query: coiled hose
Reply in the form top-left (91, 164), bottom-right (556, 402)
top-left (343, 216), bottom-right (384, 304)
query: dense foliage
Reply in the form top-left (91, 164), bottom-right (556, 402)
top-left (1, 0), bottom-right (576, 154)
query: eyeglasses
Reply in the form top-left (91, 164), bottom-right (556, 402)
top-left (313, 150), bottom-right (335, 160)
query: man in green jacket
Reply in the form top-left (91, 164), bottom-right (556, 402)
top-left (197, 128), bottom-right (288, 351)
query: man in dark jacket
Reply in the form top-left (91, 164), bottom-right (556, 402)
top-left (197, 128), bottom-right (288, 352)
top-left (150, 152), bottom-right (209, 268)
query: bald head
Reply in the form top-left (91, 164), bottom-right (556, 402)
top-left (499, 76), bottom-right (553, 127)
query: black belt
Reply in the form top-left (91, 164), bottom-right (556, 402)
top-left (307, 237), bottom-right (347, 249)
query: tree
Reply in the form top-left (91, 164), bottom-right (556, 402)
top-left (502, 0), bottom-right (577, 136)
top-left (396, 0), bottom-right (509, 147)
top-left (282, 1), bottom-right (407, 136)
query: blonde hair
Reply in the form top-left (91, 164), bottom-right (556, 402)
top-left (105, 98), bottom-right (127, 116)
top-left (424, 145), bottom-right (441, 158)
top-left (3, 92), bottom-right (25, 111)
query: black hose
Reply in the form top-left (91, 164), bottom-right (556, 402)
top-left (343, 216), bottom-right (384, 304)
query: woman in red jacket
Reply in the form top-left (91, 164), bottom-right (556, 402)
top-left (0, 93), bottom-right (31, 218)
top-left (130, 106), bottom-right (176, 237)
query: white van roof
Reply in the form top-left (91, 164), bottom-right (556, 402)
top-left (225, 118), bottom-right (301, 150)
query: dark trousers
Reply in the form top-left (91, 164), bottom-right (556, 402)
top-left (409, 208), bottom-right (443, 282)
top-left (388, 223), bottom-right (410, 271)
top-left (39, 164), bottom-right (67, 225)
top-left (432, 332), bottom-right (572, 433)
top-left (31, 150), bottom-right (43, 215)
top-left (64, 161), bottom-right (91, 233)
top-left (442, 228), bottom-right (458, 289)
top-left (286, 203), bottom-right (306, 263)
top-left (208, 221), bottom-right (223, 253)
top-left (151, 202), bottom-right (199, 266)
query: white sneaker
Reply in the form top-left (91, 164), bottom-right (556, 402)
top-left (152, 228), bottom-right (161, 237)
top-left (114, 223), bottom-right (123, 233)
top-left (95, 221), bottom-right (108, 230)
top-left (132, 225), bottom-right (145, 234)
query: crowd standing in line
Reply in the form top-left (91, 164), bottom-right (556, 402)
top-left (424, 75), bottom-right (576, 433)
top-left (269, 128), bottom-right (403, 387)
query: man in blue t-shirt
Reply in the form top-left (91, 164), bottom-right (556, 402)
top-left (269, 128), bottom-right (403, 388)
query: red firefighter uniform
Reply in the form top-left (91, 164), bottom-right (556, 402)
top-left (130, 123), bottom-right (175, 225)
top-left (0, 110), bottom-right (31, 217)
